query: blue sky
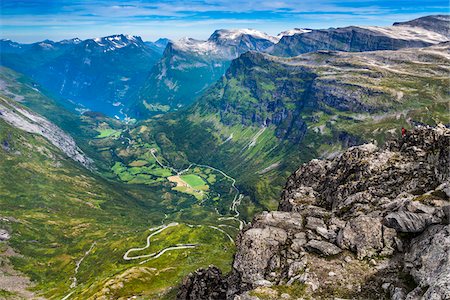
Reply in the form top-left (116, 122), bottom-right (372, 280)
top-left (1, 0), bottom-right (448, 43)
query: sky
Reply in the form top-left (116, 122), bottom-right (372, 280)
top-left (1, 0), bottom-right (448, 43)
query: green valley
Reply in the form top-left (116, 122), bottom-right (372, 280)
top-left (0, 72), bottom-right (242, 299)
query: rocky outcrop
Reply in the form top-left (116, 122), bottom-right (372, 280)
top-left (404, 225), bottom-right (450, 299)
top-left (177, 266), bottom-right (228, 300)
top-left (178, 126), bottom-right (450, 300)
top-left (0, 96), bottom-right (93, 169)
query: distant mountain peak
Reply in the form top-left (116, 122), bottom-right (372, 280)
top-left (393, 14), bottom-right (450, 38)
top-left (154, 38), bottom-right (170, 47)
top-left (276, 28), bottom-right (312, 39)
top-left (90, 34), bottom-right (144, 51)
top-left (60, 37), bottom-right (82, 44)
top-left (37, 40), bottom-right (55, 49)
top-left (208, 28), bottom-right (278, 43)
top-left (172, 37), bottom-right (219, 55)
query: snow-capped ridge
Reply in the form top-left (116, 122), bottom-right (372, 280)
top-left (60, 37), bottom-right (82, 44)
top-left (361, 25), bottom-right (448, 43)
top-left (277, 28), bottom-right (312, 39)
top-left (90, 34), bottom-right (144, 51)
top-left (173, 37), bottom-right (220, 55)
top-left (209, 28), bottom-right (279, 43)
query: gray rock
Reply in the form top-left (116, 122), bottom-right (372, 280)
top-left (337, 216), bottom-right (384, 259)
top-left (253, 280), bottom-right (273, 287)
top-left (233, 226), bottom-right (288, 285)
top-left (253, 211), bottom-right (303, 233)
top-left (291, 232), bottom-right (308, 253)
top-left (0, 229), bottom-right (10, 241)
top-left (406, 201), bottom-right (436, 215)
top-left (315, 226), bottom-right (337, 242)
top-left (305, 217), bottom-right (326, 231)
top-left (381, 226), bottom-right (398, 256)
top-left (177, 266), bottom-right (227, 300)
top-left (390, 286), bottom-right (407, 300)
top-left (305, 239), bottom-right (342, 256)
top-left (383, 211), bottom-right (438, 233)
top-left (288, 257), bottom-right (307, 278)
top-left (405, 225), bottom-right (450, 300)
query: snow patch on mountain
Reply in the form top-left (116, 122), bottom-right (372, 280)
top-left (277, 28), bottom-right (312, 39)
top-left (210, 29), bottom-right (279, 43)
top-left (361, 25), bottom-right (448, 43)
top-left (92, 34), bottom-right (141, 51)
top-left (172, 37), bottom-right (221, 55)
top-left (172, 28), bottom-right (279, 57)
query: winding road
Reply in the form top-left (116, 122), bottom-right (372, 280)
top-left (123, 223), bottom-right (197, 261)
top-left (122, 222), bottom-right (237, 266)
top-left (121, 149), bottom-right (246, 265)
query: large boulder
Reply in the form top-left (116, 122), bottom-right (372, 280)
top-left (383, 211), bottom-right (439, 233)
top-left (233, 226), bottom-right (288, 285)
top-left (337, 216), bottom-right (386, 259)
top-left (404, 225), bottom-right (450, 300)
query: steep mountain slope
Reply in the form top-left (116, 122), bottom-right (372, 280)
top-left (178, 125), bottom-right (450, 300)
top-left (0, 35), bottom-right (162, 117)
top-left (0, 94), bottom-right (92, 168)
top-left (140, 43), bottom-right (449, 211)
top-left (0, 93), bottom-right (155, 298)
top-left (270, 15), bottom-right (449, 57)
top-left (131, 29), bottom-right (281, 117)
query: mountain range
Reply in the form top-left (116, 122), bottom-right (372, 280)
top-left (1, 35), bottom-right (167, 116)
top-left (3, 15), bottom-right (448, 119)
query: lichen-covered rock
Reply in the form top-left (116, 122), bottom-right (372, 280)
top-left (233, 226), bottom-right (288, 284)
top-left (305, 239), bottom-right (342, 256)
top-left (404, 225), bottom-right (450, 300)
top-left (337, 216), bottom-right (385, 259)
top-left (177, 266), bottom-right (227, 300)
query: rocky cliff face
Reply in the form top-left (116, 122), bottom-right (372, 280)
top-left (0, 95), bottom-right (93, 169)
top-left (178, 125), bottom-right (450, 299)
